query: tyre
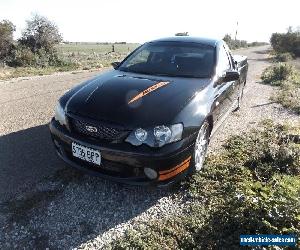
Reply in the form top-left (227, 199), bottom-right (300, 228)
top-left (190, 120), bottom-right (210, 173)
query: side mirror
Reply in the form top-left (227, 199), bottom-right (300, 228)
top-left (223, 70), bottom-right (240, 82)
top-left (111, 61), bottom-right (120, 69)
top-left (234, 60), bottom-right (238, 69)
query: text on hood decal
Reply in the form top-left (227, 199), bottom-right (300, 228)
top-left (128, 81), bottom-right (170, 104)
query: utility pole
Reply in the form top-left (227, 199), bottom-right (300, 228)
top-left (235, 21), bottom-right (239, 41)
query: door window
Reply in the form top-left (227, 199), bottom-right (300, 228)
top-left (217, 45), bottom-right (231, 74)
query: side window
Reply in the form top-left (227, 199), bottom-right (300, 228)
top-left (126, 50), bottom-right (150, 67)
top-left (224, 43), bottom-right (235, 69)
top-left (217, 45), bottom-right (231, 73)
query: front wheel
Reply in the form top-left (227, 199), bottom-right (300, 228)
top-left (190, 121), bottom-right (210, 173)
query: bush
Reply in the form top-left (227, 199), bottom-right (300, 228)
top-left (8, 45), bottom-right (36, 67)
top-left (270, 28), bottom-right (300, 57)
top-left (261, 63), bottom-right (299, 86)
top-left (34, 48), bottom-right (66, 68)
top-left (111, 121), bottom-right (300, 249)
top-left (274, 52), bottom-right (294, 62)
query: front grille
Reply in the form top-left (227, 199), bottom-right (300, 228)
top-left (69, 117), bottom-right (129, 141)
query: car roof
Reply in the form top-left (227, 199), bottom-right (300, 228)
top-left (148, 36), bottom-right (221, 47)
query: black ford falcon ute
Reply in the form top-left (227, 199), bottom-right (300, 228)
top-left (50, 36), bottom-right (248, 186)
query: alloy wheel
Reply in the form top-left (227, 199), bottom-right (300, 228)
top-left (194, 122), bottom-right (209, 171)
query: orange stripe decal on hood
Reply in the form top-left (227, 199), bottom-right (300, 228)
top-left (128, 81), bottom-right (170, 104)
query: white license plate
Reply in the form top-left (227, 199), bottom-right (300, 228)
top-left (72, 142), bottom-right (101, 166)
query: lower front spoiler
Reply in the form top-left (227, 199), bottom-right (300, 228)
top-left (55, 147), bottom-right (189, 187)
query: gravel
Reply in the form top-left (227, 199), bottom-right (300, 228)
top-left (0, 46), bottom-right (299, 249)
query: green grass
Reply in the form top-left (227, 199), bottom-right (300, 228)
top-left (110, 121), bottom-right (300, 249)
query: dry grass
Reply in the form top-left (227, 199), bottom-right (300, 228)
top-left (0, 43), bottom-right (139, 80)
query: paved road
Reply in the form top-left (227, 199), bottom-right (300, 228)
top-left (0, 70), bottom-right (105, 202)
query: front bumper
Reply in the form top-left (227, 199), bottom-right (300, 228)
top-left (49, 119), bottom-right (196, 186)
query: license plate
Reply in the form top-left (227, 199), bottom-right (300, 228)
top-left (72, 142), bottom-right (101, 166)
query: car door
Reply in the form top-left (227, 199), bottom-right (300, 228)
top-left (213, 44), bottom-right (239, 121)
top-left (224, 44), bottom-right (240, 102)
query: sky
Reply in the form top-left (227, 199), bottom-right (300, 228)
top-left (1, 0), bottom-right (299, 43)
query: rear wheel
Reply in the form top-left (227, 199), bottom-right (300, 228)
top-left (190, 121), bottom-right (210, 173)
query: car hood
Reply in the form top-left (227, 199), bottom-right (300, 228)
top-left (65, 70), bottom-right (211, 128)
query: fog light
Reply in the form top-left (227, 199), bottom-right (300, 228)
top-left (144, 168), bottom-right (158, 180)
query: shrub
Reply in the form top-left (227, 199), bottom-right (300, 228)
top-left (8, 45), bottom-right (36, 67)
top-left (274, 52), bottom-right (294, 62)
top-left (111, 122), bottom-right (300, 249)
top-left (261, 63), bottom-right (299, 86)
top-left (270, 28), bottom-right (300, 57)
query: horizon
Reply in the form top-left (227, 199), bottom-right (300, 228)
top-left (1, 0), bottom-right (299, 43)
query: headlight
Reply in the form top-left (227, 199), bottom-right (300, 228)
top-left (54, 102), bottom-right (67, 126)
top-left (154, 126), bottom-right (172, 144)
top-left (126, 123), bottom-right (183, 147)
top-left (135, 128), bottom-right (148, 142)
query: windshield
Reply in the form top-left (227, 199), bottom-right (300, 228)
top-left (118, 41), bottom-right (215, 78)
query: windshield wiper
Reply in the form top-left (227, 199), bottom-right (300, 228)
top-left (173, 74), bottom-right (209, 78)
top-left (119, 68), bottom-right (151, 75)
top-left (151, 72), bottom-right (209, 78)
top-left (119, 68), bottom-right (209, 78)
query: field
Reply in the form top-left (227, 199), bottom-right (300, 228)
top-left (0, 43), bottom-right (139, 80)
top-left (57, 42), bottom-right (139, 69)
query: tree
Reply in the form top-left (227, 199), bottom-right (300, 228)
top-left (223, 34), bottom-right (232, 44)
top-left (19, 14), bottom-right (62, 53)
top-left (0, 20), bottom-right (16, 61)
top-left (175, 32), bottom-right (189, 36)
